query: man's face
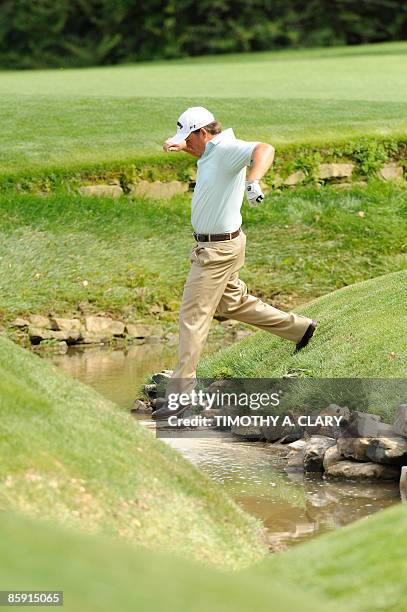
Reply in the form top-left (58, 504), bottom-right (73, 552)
top-left (185, 129), bottom-right (208, 158)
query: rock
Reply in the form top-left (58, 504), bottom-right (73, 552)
top-left (29, 314), bottom-right (52, 329)
top-left (49, 317), bottom-right (84, 341)
top-left (79, 334), bottom-right (104, 344)
top-left (365, 437), bottom-right (407, 465)
top-left (150, 397), bottom-right (167, 411)
top-left (125, 323), bottom-right (159, 338)
top-left (318, 163), bottom-right (354, 179)
top-left (341, 411), bottom-right (397, 438)
top-left (287, 439), bottom-right (307, 452)
top-left (277, 433), bottom-right (302, 444)
top-left (50, 317), bottom-right (82, 333)
top-left (79, 185), bottom-right (123, 198)
top-left (151, 371), bottom-right (173, 396)
top-left (260, 411), bottom-right (302, 443)
top-left (400, 466), bottom-right (407, 502)
top-left (337, 437), bottom-right (370, 462)
top-left (393, 404), bottom-right (407, 438)
top-left (231, 423), bottom-right (262, 440)
top-left (325, 460), bottom-right (400, 481)
top-left (85, 316), bottom-right (125, 337)
top-left (321, 403), bottom-right (351, 420)
top-left (143, 383), bottom-right (157, 400)
top-left (318, 404), bottom-right (351, 438)
top-left (261, 421), bottom-right (300, 443)
top-left (129, 180), bottom-right (188, 199)
top-left (28, 316), bottom-right (83, 344)
top-left (28, 327), bottom-right (70, 344)
top-left (303, 436), bottom-right (336, 472)
top-left (285, 439), bottom-right (306, 471)
top-left (131, 399), bottom-right (152, 414)
top-left (323, 445), bottom-right (342, 470)
top-left (284, 171), bottom-right (305, 186)
top-left (286, 449), bottom-right (305, 470)
top-left (152, 371), bottom-right (173, 384)
top-left (10, 317), bottom-right (30, 328)
top-left (56, 341), bottom-right (68, 353)
top-left (378, 163), bottom-right (403, 181)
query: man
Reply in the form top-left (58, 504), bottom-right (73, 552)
top-left (152, 106), bottom-right (316, 419)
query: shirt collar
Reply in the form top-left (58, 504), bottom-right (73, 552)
top-left (208, 127), bottom-right (235, 146)
top-left (200, 128), bottom-right (235, 160)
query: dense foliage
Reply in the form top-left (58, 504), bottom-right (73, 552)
top-left (0, 0), bottom-right (406, 69)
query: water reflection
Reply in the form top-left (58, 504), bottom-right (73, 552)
top-left (49, 343), bottom-right (177, 408)
top-left (158, 432), bottom-right (400, 550)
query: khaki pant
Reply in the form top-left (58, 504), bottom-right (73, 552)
top-left (166, 229), bottom-right (312, 399)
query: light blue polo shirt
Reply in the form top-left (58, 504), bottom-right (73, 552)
top-left (191, 128), bottom-right (260, 234)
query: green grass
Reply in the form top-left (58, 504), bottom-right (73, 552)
top-left (198, 269), bottom-right (407, 381)
top-left (0, 512), bottom-right (332, 612)
top-left (252, 502), bottom-right (407, 612)
top-left (0, 181), bottom-right (405, 333)
top-left (2, 494), bottom-right (407, 611)
top-left (0, 41), bottom-right (406, 177)
top-left (0, 333), bottom-right (266, 570)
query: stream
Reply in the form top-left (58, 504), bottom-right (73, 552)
top-left (48, 343), bottom-right (400, 550)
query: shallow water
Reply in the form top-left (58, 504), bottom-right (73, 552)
top-left (49, 344), bottom-right (401, 550)
top-left (155, 431), bottom-right (399, 549)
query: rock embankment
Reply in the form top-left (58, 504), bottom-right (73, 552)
top-left (283, 406), bottom-right (407, 500)
top-left (10, 314), bottom-right (163, 349)
top-left (136, 372), bottom-right (407, 501)
top-left (77, 162), bottom-right (404, 200)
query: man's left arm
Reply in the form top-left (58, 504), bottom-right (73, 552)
top-left (247, 143), bottom-right (275, 181)
top-left (245, 143), bottom-right (275, 207)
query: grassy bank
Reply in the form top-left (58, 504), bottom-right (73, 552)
top-left (2, 497), bottom-right (406, 611)
top-left (0, 333), bottom-right (266, 569)
top-left (0, 42), bottom-right (406, 179)
top-left (253, 502), bottom-right (407, 612)
top-left (0, 512), bottom-right (330, 612)
top-left (0, 181), bottom-right (406, 337)
top-left (198, 269), bottom-right (407, 381)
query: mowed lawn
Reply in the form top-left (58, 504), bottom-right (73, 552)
top-left (1, 41), bottom-right (406, 175)
top-left (0, 181), bottom-right (405, 326)
top-left (199, 269), bottom-right (407, 382)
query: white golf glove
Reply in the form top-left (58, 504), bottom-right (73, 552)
top-left (245, 180), bottom-right (264, 207)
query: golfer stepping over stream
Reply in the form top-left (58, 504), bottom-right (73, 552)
top-left (152, 107), bottom-right (317, 420)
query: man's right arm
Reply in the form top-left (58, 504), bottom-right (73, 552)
top-left (162, 139), bottom-right (186, 152)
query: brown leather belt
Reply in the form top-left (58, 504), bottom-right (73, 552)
top-left (193, 227), bottom-right (241, 242)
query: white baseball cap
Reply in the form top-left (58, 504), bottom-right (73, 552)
top-left (169, 106), bottom-right (215, 144)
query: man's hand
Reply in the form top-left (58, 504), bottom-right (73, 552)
top-left (163, 139), bottom-right (186, 152)
top-left (245, 180), bottom-right (264, 207)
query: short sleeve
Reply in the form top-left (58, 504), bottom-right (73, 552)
top-left (222, 139), bottom-right (260, 173)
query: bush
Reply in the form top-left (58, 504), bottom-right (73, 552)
top-left (0, 0), bottom-right (405, 69)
